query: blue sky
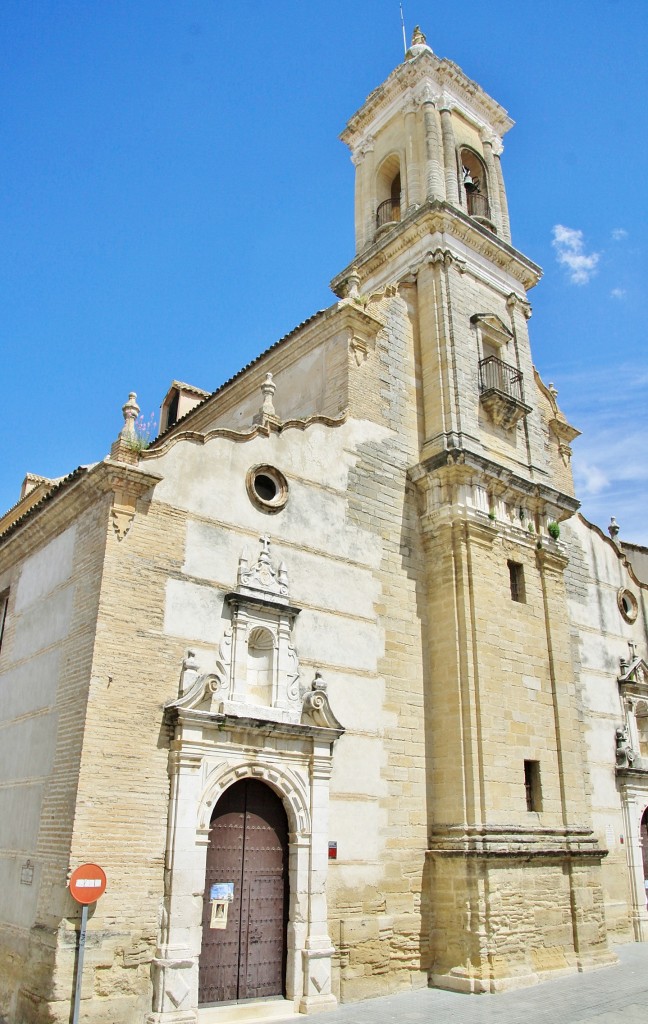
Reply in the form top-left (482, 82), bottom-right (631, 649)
top-left (1, 1), bottom-right (647, 543)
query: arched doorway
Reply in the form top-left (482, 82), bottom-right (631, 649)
top-left (199, 779), bottom-right (289, 1005)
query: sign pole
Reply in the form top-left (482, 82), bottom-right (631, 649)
top-left (68, 863), bottom-right (107, 1024)
top-left (71, 902), bottom-right (88, 1024)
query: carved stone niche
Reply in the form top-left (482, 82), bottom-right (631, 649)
top-left (171, 536), bottom-right (306, 724)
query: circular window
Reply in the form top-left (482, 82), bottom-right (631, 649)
top-left (617, 588), bottom-right (638, 624)
top-left (246, 465), bottom-right (288, 514)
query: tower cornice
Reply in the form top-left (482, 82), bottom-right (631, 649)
top-left (341, 51), bottom-right (514, 155)
top-left (331, 200), bottom-right (542, 297)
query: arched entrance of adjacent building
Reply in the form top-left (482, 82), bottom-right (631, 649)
top-left (199, 779), bottom-right (289, 1006)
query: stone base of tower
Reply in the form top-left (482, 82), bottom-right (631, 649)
top-left (427, 845), bottom-right (617, 994)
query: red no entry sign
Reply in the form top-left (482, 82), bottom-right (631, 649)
top-left (69, 863), bottom-right (107, 905)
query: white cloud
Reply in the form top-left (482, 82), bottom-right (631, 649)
top-left (551, 224), bottom-right (600, 284)
top-left (610, 287), bottom-right (627, 299)
top-left (611, 228), bottom-right (628, 241)
top-left (575, 461), bottom-right (609, 496)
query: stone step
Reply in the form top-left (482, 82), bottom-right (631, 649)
top-left (197, 998), bottom-right (299, 1024)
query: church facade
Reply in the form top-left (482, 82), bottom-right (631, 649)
top-left (1, 29), bottom-right (647, 1024)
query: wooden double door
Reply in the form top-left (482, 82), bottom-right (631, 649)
top-left (199, 779), bottom-right (289, 1005)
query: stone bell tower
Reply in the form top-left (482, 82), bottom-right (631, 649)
top-left (332, 28), bottom-right (613, 992)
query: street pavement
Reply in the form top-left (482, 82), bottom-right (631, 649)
top-left (307, 943), bottom-right (647, 1024)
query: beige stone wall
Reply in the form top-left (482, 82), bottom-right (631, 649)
top-left (429, 856), bottom-right (608, 990)
top-left (329, 290), bottom-right (428, 1000)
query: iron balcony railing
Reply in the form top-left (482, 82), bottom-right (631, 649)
top-left (479, 356), bottom-right (525, 404)
top-left (466, 191), bottom-right (491, 220)
top-left (376, 198), bottom-right (401, 229)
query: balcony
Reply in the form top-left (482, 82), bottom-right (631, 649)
top-left (376, 198), bottom-right (401, 231)
top-left (479, 356), bottom-right (531, 430)
top-left (466, 191), bottom-right (490, 220)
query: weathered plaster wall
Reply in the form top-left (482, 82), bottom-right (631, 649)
top-left (0, 504), bottom-right (109, 1023)
top-left (563, 514), bottom-right (648, 939)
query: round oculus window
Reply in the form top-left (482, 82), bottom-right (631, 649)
top-left (246, 465), bottom-right (288, 514)
top-left (617, 588), bottom-right (638, 624)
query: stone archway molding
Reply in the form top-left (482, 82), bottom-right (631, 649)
top-left (198, 760), bottom-right (312, 839)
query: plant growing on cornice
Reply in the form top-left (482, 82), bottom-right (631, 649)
top-left (127, 412), bottom-right (158, 452)
top-left (547, 521), bottom-right (561, 540)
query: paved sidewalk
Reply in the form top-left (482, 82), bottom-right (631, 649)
top-left (311, 944), bottom-right (648, 1024)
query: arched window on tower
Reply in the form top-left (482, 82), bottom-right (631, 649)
top-left (376, 154), bottom-right (402, 232)
top-left (459, 148), bottom-right (493, 229)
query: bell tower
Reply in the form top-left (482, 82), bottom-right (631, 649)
top-left (332, 28), bottom-right (612, 993)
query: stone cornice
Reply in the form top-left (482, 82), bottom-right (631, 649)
top-left (141, 410), bottom-right (349, 462)
top-left (341, 51), bottom-right (513, 151)
top-left (427, 822), bottom-right (606, 860)
top-left (577, 513), bottom-right (648, 592)
top-left (331, 201), bottom-right (542, 295)
top-left (410, 447), bottom-right (580, 518)
top-left (0, 459), bottom-right (163, 565)
top-left (167, 706), bottom-right (343, 744)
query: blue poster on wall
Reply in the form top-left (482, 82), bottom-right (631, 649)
top-left (210, 882), bottom-right (234, 902)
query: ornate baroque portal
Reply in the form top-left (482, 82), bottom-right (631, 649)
top-left (147, 540), bottom-right (343, 1023)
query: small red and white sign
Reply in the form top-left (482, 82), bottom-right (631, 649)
top-left (69, 863), bottom-right (107, 905)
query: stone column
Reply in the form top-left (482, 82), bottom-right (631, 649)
top-left (493, 144), bottom-right (511, 243)
top-left (404, 102), bottom-right (422, 208)
top-left (299, 739), bottom-right (337, 1014)
top-left (480, 133), bottom-right (502, 232)
top-left (439, 104), bottom-right (460, 206)
top-left (420, 90), bottom-right (445, 201)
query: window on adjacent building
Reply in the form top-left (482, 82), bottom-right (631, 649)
top-left (508, 561), bottom-right (525, 603)
top-left (0, 590), bottom-right (8, 652)
top-left (524, 760), bottom-right (542, 812)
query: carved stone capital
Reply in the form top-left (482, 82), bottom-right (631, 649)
top-left (351, 134), bottom-right (375, 166)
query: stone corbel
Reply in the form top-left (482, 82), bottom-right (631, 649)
top-left (94, 463), bottom-right (162, 542)
top-left (349, 334), bottom-right (369, 365)
top-left (426, 247), bottom-right (467, 273)
top-left (549, 418), bottom-right (581, 466)
top-left (506, 292), bottom-right (532, 319)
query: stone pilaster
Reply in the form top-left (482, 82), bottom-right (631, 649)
top-left (421, 93), bottom-right (445, 201)
top-left (493, 146), bottom-right (511, 243)
top-left (480, 133), bottom-right (502, 232)
top-left (439, 104), bottom-right (460, 206)
top-left (299, 739), bottom-right (338, 1014)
